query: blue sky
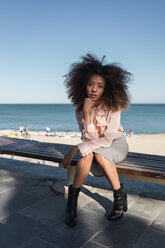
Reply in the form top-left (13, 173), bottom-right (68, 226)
top-left (0, 0), bottom-right (164, 104)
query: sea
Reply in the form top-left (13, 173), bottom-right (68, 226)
top-left (0, 104), bottom-right (165, 135)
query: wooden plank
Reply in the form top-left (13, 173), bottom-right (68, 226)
top-left (118, 159), bottom-right (165, 171)
top-left (5, 146), bottom-right (165, 172)
top-left (117, 166), bottom-right (165, 179)
top-left (0, 136), bottom-right (165, 182)
top-left (2, 143), bottom-right (164, 163)
top-left (0, 136), bottom-right (162, 161)
top-left (1, 142), bottom-right (165, 166)
top-left (127, 152), bottom-right (165, 162)
top-left (117, 165), bottom-right (165, 174)
top-left (120, 164), bottom-right (165, 172)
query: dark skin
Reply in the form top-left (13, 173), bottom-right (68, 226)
top-left (62, 145), bottom-right (79, 169)
top-left (62, 74), bottom-right (106, 169)
top-left (62, 74), bottom-right (121, 190)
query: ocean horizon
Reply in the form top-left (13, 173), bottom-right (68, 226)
top-left (0, 104), bottom-right (165, 135)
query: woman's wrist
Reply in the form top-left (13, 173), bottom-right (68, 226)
top-left (83, 110), bottom-right (91, 124)
top-left (73, 145), bottom-right (79, 152)
top-left (83, 108), bottom-right (90, 114)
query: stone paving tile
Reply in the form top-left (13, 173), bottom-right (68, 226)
top-left (0, 170), bottom-right (13, 181)
top-left (77, 191), bottom-right (93, 209)
top-left (82, 192), bottom-right (113, 217)
top-left (134, 228), bottom-right (165, 248)
top-left (20, 195), bottom-right (66, 225)
top-left (0, 177), bottom-right (28, 193)
top-left (128, 196), bottom-right (162, 220)
top-left (82, 240), bottom-right (109, 248)
top-left (20, 190), bottom-right (92, 226)
top-left (92, 213), bottom-right (151, 248)
top-left (19, 180), bottom-right (55, 198)
top-left (18, 237), bottom-right (57, 248)
top-left (0, 213), bottom-right (48, 248)
top-left (120, 178), bottom-right (165, 201)
top-left (83, 191), bottom-right (135, 219)
top-left (37, 209), bottom-right (109, 248)
top-left (0, 169), bottom-right (48, 195)
top-left (51, 183), bottom-right (93, 207)
top-left (0, 188), bottom-right (43, 219)
top-left (151, 206), bottom-right (165, 233)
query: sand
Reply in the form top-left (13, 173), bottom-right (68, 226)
top-left (27, 133), bottom-right (165, 156)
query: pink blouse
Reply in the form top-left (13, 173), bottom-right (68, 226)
top-left (76, 104), bottom-right (124, 157)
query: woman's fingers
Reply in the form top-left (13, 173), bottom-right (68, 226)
top-left (62, 153), bottom-right (72, 168)
top-left (83, 98), bottom-right (94, 112)
top-left (62, 146), bottom-right (78, 169)
top-left (62, 156), bottom-right (70, 168)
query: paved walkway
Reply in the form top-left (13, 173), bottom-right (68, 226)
top-left (0, 157), bottom-right (165, 248)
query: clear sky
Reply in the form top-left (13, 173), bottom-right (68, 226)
top-left (0, 0), bottom-right (164, 104)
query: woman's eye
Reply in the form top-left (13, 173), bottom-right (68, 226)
top-left (98, 85), bottom-right (103, 88)
top-left (87, 82), bottom-right (93, 86)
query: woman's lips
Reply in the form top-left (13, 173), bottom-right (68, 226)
top-left (90, 94), bottom-right (97, 99)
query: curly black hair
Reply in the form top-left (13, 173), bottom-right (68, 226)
top-left (64, 53), bottom-right (132, 111)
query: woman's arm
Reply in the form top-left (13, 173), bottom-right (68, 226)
top-left (76, 109), bottom-right (97, 141)
top-left (77, 110), bottom-right (122, 157)
top-left (62, 99), bottom-right (94, 168)
top-left (83, 98), bottom-right (93, 124)
top-left (62, 145), bottom-right (79, 168)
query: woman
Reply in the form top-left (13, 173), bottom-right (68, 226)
top-left (62, 54), bottom-right (132, 227)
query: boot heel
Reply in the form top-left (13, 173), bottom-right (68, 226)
top-left (124, 199), bottom-right (128, 212)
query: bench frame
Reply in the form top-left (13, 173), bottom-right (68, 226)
top-left (0, 136), bottom-right (165, 185)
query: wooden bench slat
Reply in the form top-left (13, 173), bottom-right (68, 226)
top-left (5, 146), bottom-right (165, 170)
top-left (0, 136), bottom-right (165, 183)
top-left (122, 157), bottom-right (165, 168)
top-left (1, 141), bottom-right (165, 169)
top-left (116, 162), bottom-right (165, 173)
top-left (127, 152), bottom-right (165, 162)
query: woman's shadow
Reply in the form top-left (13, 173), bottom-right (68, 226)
top-left (81, 184), bottom-right (114, 217)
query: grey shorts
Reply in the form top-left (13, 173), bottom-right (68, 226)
top-left (90, 134), bottom-right (129, 177)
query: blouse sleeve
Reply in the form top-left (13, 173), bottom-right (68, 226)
top-left (77, 110), bottom-right (121, 157)
top-left (75, 110), bottom-right (98, 141)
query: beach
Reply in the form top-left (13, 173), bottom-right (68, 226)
top-left (15, 133), bottom-right (165, 156)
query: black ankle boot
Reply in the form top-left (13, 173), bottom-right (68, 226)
top-left (65, 185), bottom-right (81, 227)
top-left (108, 184), bottom-right (127, 221)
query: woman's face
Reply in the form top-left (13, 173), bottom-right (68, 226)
top-left (86, 74), bottom-right (105, 105)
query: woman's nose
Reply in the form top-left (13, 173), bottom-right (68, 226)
top-left (92, 85), bottom-right (97, 91)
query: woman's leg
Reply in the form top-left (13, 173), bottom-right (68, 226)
top-left (73, 153), bottom-right (94, 188)
top-left (65, 153), bottom-right (94, 227)
top-left (94, 153), bottom-right (120, 190)
top-left (94, 153), bottom-right (127, 221)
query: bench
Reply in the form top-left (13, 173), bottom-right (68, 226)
top-left (0, 136), bottom-right (165, 185)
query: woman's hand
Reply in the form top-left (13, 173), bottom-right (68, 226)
top-left (62, 146), bottom-right (79, 169)
top-left (83, 98), bottom-right (94, 113)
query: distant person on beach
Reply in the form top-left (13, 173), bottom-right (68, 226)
top-left (62, 53), bottom-right (132, 227)
top-left (54, 131), bottom-right (58, 137)
top-left (19, 125), bottom-right (23, 136)
top-left (129, 130), bottom-right (134, 137)
top-left (65, 130), bottom-right (71, 138)
top-left (46, 126), bottom-right (50, 133)
top-left (22, 125), bottom-right (29, 138)
top-left (127, 130), bottom-right (137, 139)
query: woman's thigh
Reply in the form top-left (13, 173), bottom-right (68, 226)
top-left (94, 135), bottom-right (129, 164)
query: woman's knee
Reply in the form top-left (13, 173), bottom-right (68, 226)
top-left (94, 153), bottom-right (114, 169)
top-left (94, 153), bottom-right (106, 164)
top-left (79, 152), bottom-right (94, 163)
